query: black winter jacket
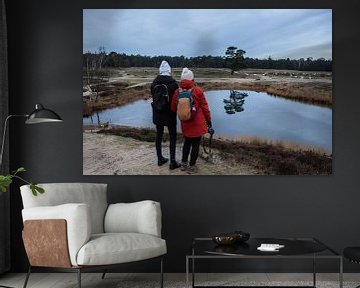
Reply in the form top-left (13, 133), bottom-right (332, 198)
top-left (150, 75), bottom-right (178, 126)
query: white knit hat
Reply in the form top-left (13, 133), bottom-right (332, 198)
top-left (181, 67), bottom-right (194, 80)
top-left (159, 60), bottom-right (171, 76)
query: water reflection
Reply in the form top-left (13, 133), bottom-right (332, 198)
top-left (88, 111), bottom-right (101, 125)
top-left (83, 90), bottom-right (332, 152)
top-left (223, 90), bottom-right (248, 114)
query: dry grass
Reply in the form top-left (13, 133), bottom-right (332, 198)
top-left (199, 81), bottom-right (332, 107)
top-left (83, 79), bottom-right (331, 117)
top-left (226, 135), bottom-right (330, 155)
top-left (266, 82), bottom-right (332, 106)
top-left (83, 67), bottom-right (332, 116)
top-left (209, 137), bottom-right (332, 175)
top-left (83, 85), bottom-right (150, 116)
top-left (85, 125), bottom-right (332, 175)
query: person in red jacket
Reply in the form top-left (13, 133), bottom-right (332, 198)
top-left (171, 68), bottom-right (212, 173)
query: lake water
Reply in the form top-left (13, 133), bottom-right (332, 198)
top-left (83, 90), bottom-right (332, 152)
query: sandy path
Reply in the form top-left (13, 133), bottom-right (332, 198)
top-left (83, 132), bottom-right (259, 175)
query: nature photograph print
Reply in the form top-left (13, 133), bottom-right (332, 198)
top-left (83, 9), bottom-right (332, 176)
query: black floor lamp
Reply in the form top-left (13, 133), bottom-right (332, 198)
top-left (0, 103), bottom-right (63, 167)
top-left (0, 103), bottom-right (62, 288)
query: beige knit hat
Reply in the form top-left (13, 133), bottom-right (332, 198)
top-left (181, 67), bottom-right (194, 80)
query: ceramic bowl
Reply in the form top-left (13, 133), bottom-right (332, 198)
top-left (212, 233), bottom-right (237, 245)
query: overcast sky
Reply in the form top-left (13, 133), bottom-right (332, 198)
top-left (83, 9), bottom-right (332, 60)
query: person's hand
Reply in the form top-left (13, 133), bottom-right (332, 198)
top-left (206, 121), bottom-right (212, 128)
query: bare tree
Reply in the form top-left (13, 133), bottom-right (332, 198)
top-left (83, 47), bottom-right (109, 102)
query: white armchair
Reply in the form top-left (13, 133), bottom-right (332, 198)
top-left (20, 183), bottom-right (166, 288)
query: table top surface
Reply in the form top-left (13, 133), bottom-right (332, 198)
top-left (190, 237), bottom-right (340, 258)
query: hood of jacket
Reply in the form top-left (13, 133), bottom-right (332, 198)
top-left (153, 74), bottom-right (176, 85)
top-left (180, 79), bottom-right (195, 90)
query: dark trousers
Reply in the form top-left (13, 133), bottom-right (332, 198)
top-left (182, 136), bottom-right (201, 166)
top-left (156, 124), bottom-right (177, 161)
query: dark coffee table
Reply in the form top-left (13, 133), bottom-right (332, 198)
top-left (186, 237), bottom-right (342, 288)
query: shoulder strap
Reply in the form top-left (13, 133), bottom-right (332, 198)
top-left (156, 83), bottom-right (168, 90)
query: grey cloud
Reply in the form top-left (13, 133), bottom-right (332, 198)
top-left (83, 9), bottom-right (332, 59)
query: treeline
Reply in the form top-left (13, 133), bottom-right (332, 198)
top-left (83, 51), bottom-right (332, 72)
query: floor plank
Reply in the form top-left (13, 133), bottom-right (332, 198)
top-left (1, 273), bottom-right (359, 288)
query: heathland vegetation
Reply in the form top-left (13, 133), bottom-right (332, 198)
top-left (83, 67), bottom-right (332, 117)
top-left (82, 47), bottom-right (332, 175)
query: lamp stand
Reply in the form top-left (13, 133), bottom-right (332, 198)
top-left (0, 115), bottom-right (28, 169)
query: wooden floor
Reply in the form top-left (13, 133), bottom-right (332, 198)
top-left (0, 273), bottom-right (359, 288)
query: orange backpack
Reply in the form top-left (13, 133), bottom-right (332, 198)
top-left (177, 88), bottom-right (195, 121)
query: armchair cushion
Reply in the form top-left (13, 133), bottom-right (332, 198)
top-left (22, 203), bottom-right (91, 266)
top-left (76, 233), bottom-right (166, 266)
top-left (104, 200), bottom-right (162, 237)
top-left (20, 183), bottom-right (108, 234)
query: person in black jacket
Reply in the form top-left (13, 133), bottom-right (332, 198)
top-left (150, 60), bottom-right (181, 170)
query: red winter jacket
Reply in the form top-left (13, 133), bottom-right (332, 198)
top-left (171, 79), bottom-right (211, 138)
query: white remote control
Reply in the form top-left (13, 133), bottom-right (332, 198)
top-left (257, 243), bottom-right (285, 251)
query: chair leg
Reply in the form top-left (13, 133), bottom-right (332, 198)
top-left (77, 268), bottom-right (81, 288)
top-left (101, 270), bottom-right (107, 279)
top-left (23, 266), bottom-right (31, 288)
top-left (160, 257), bottom-right (164, 288)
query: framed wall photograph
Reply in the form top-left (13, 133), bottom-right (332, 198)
top-left (82, 9), bottom-right (332, 176)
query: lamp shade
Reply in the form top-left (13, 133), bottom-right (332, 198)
top-left (25, 104), bottom-right (63, 124)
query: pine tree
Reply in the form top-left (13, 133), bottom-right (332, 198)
top-left (225, 46), bottom-right (246, 74)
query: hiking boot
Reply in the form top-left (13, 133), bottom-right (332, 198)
top-left (158, 157), bottom-right (168, 166)
top-left (187, 165), bottom-right (198, 174)
top-left (169, 160), bottom-right (181, 170)
top-left (180, 161), bottom-right (188, 171)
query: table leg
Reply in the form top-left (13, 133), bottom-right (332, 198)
top-left (313, 254), bottom-right (316, 287)
top-left (186, 257), bottom-right (189, 288)
top-left (192, 257), bottom-right (195, 288)
top-left (192, 246), bottom-right (195, 288)
top-left (339, 256), bottom-right (343, 288)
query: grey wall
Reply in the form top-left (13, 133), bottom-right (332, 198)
top-left (6, 0), bottom-right (360, 273)
top-left (0, 0), bottom-right (10, 274)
